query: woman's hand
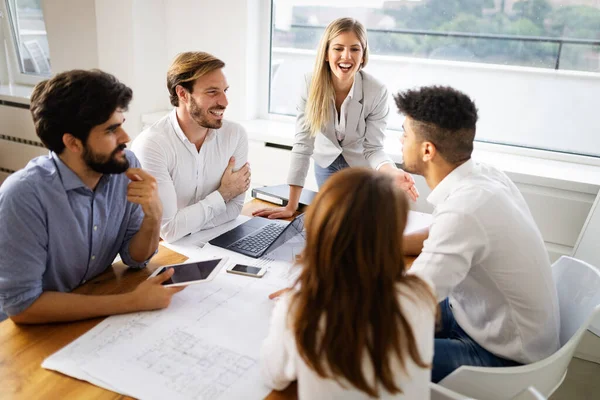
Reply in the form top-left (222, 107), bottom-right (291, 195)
top-left (252, 205), bottom-right (297, 220)
top-left (379, 164), bottom-right (419, 201)
top-left (393, 169), bottom-right (419, 201)
top-left (268, 288), bottom-right (291, 300)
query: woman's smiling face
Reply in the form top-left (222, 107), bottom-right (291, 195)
top-left (326, 31), bottom-right (364, 84)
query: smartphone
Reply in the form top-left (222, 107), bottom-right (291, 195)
top-left (226, 263), bottom-right (266, 278)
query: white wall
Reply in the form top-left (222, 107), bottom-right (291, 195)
top-left (163, 0), bottom-right (265, 123)
top-left (42, 0), bottom-right (99, 72)
top-left (41, 0), bottom-right (171, 137)
top-left (94, 0), bottom-right (170, 137)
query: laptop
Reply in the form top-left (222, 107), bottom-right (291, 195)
top-left (209, 214), bottom-right (306, 258)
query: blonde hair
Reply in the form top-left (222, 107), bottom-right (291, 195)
top-left (167, 52), bottom-right (225, 106)
top-left (304, 18), bottom-right (369, 137)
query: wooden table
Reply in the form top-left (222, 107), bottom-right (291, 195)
top-left (0, 199), bottom-right (414, 399)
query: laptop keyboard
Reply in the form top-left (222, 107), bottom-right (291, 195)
top-left (228, 223), bottom-right (286, 254)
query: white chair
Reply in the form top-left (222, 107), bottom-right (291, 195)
top-left (430, 382), bottom-right (473, 399)
top-left (430, 383), bottom-right (547, 400)
top-left (438, 256), bottom-right (600, 400)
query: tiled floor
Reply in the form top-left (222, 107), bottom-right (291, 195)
top-left (550, 357), bottom-right (600, 399)
top-left (550, 331), bottom-right (600, 400)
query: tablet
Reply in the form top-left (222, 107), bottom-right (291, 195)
top-left (148, 258), bottom-right (227, 287)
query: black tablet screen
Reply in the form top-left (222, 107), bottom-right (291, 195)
top-left (158, 259), bottom-right (221, 285)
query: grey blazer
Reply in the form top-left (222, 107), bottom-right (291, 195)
top-left (287, 70), bottom-right (393, 187)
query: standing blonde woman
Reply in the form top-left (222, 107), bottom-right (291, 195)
top-left (260, 168), bottom-right (436, 399)
top-left (254, 18), bottom-right (418, 220)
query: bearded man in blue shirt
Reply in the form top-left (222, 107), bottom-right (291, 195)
top-left (0, 69), bottom-right (184, 324)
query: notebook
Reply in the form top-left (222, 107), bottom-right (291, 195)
top-left (251, 184), bottom-right (317, 207)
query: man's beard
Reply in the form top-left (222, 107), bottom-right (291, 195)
top-left (83, 143), bottom-right (129, 174)
top-left (189, 96), bottom-right (224, 130)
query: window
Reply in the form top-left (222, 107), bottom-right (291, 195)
top-left (1, 0), bottom-right (51, 83)
top-left (269, 0), bottom-right (600, 158)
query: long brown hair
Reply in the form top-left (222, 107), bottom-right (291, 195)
top-left (304, 18), bottom-right (369, 137)
top-left (290, 168), bottom-right (436, 396)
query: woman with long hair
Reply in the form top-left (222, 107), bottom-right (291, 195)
top-left (254, 18), bottom-right (418, 220)
top-left (260, 168), bottom-right (436, 399)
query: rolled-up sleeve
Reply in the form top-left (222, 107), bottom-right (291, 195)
top-left (0, 180), bottom-right (47, 316)
top-left (287, 74), bottom-right (316, 188)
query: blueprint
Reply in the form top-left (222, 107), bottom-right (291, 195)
top-left (42, 218), bottom-right (300, 399)
top-left (43, 262), bottom-right (289, 399)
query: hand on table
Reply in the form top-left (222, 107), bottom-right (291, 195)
top-left (253, 205), bottom-right (296, 220)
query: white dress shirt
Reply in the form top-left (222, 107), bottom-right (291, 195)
top-left (260, 283), bottom-right (435, 399)
top-left (332, 78), bottom-right (355, 142)
top-left (410, 159), bottom-right (560, 364)
top-left (131, 109), bottom-right (248, 242)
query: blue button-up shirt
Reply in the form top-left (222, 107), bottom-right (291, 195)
top-left (0, 150), bottom-right (149, 316)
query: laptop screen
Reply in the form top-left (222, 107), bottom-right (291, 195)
top-left (265, 213), bottom-right (306, 255)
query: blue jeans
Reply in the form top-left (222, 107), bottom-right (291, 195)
top-left (314, 154), bottom-right (350, 189)
top-left (433, 298), bottom-right (521, 383)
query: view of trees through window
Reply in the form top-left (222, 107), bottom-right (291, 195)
top-left (272, 0), bottom-right (600, 73)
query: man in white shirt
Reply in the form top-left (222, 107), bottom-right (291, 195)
top-left (132, 52), bottom-right (250, 242)
top-left (397, 86), bottom-right (560, 383)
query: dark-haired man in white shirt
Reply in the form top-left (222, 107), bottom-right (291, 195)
top-left (398, 85), bottom-right (560, 383)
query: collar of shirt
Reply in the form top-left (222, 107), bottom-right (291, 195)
top-left (169, 108), bottom-right (192, 146)
top-left (345, 71), bottom-right (360, 101)
top-left (347, 74), bottom-right (357, 100)
top-left (332, 72), bottom-right (360, 107)
top-left (169, 108), bottom-right (215, 151)
top-left (427, 158), bottom-right (476, 207)
top-left (50, 151), bottom-right (108, 192)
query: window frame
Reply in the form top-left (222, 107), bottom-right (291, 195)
top-left (0, 0), bottom-right (50, 86)
top-left (263, 0), bottom-right (600, 166)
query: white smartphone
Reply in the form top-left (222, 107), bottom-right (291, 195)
top-left (148, 258), bottom-right (227, 287)
top-left (226, 263), bottom-right (266, 278)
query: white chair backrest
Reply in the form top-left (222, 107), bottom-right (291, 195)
top-left (552, 256), bottom-right (600, 345)
top-left (438, 256), bottom-right (600, 400)
top-left (511, 386), bottom-right (547, 400)
top-left (432, 383), bottom-right (547, 400)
